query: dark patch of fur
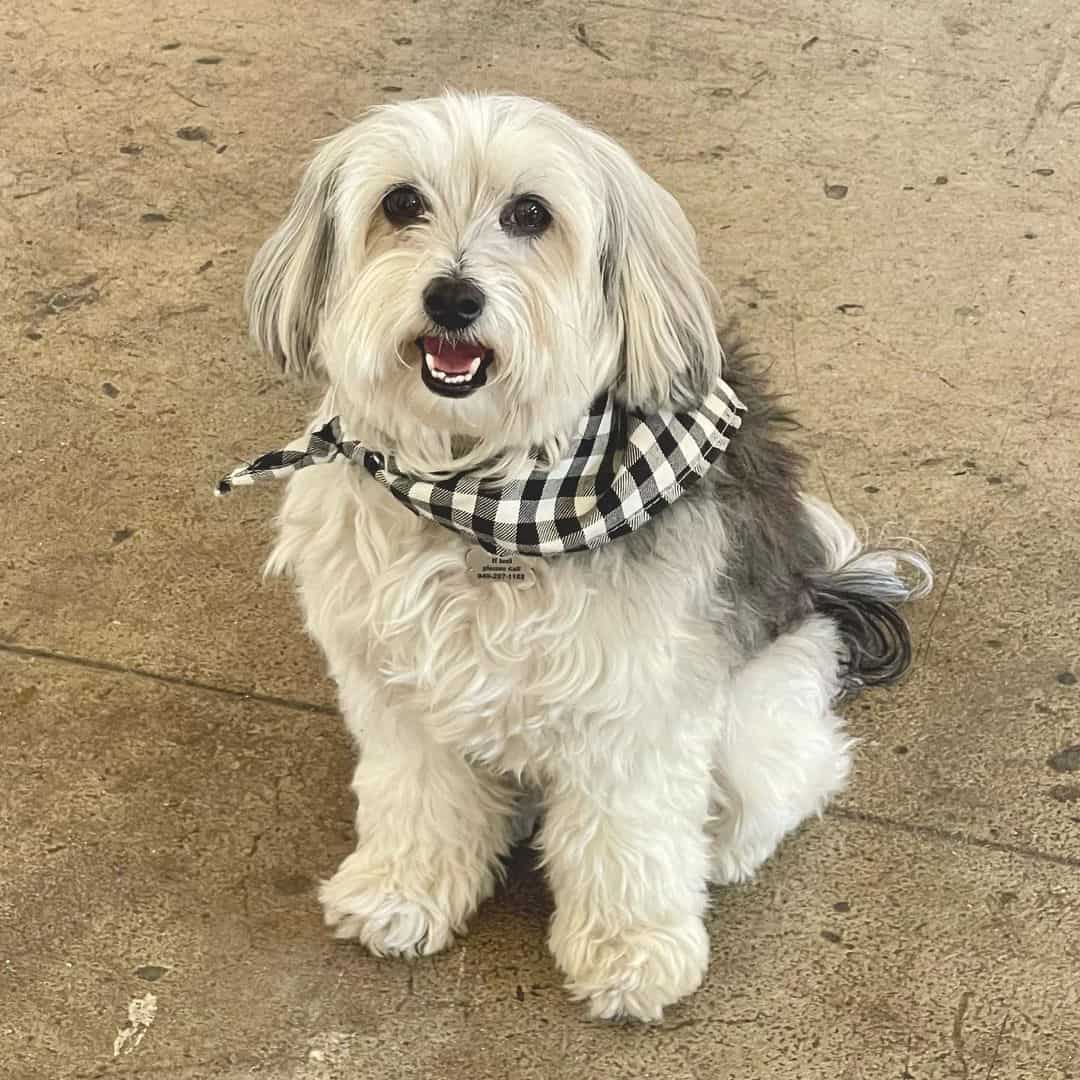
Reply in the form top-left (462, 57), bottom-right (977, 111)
top-left (810, 571), bottom-right (914, 690)
top-left (614, 328), bottom-right (823, 657)
top-left (707, 328), bottom-right (917, 686)
top-left (670, 335), bottom-right (714, 409)
top-left (256, 172), bottom-right (338, 376)
top-left (282, 175), bottom-right (338, 375)
top-left (706, 331), bottom-right (827, 651)
top-left (599, 226), bottom-right (619, 309)
top-left (297, 191), bottom-right (337, 369)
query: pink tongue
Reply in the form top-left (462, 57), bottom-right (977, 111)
top-left (423, 336), bottom-right (486, 374)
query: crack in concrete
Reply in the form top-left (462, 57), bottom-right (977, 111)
top-left (0, 640), bottom-right (337, 717)
top-left (1020, 46), bottom-right (1067, 145)
top-left (829, 806), bottom-right (1080, 870)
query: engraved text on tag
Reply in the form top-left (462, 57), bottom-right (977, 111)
top-left (465, 547), bottom-right (537, 587)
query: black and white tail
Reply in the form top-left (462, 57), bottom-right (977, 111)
top-left (802, 497), bottom-right (933, 692)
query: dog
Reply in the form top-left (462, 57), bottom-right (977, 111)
top-left (227, 92), bottom-right (932, 1021)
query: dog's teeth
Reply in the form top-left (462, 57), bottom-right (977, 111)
top-left (425, 349), bottom-right (482, 386)
top-left (425, 353), bottom-right (448, 381)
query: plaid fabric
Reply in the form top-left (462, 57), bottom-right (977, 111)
top-left (217, 383), bottom-right (744, 556)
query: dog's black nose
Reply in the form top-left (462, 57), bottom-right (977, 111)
top-left (423, 277), bottom-right (485, 331)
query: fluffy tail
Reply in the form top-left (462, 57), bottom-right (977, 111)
top-left (801, 496), bottom-right (933, 692)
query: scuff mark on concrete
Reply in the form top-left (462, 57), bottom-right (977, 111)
top-left (113, 992), bottom-right (158, 1057)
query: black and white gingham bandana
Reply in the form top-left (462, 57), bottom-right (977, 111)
top-left (217, 383), bottom-right (744, 557)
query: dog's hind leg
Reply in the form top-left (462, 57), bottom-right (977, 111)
top-left (707, 614), bottom-right (853, 884)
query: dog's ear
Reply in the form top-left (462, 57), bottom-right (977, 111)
top-left (245, 141), bottom-right (343, 378)
top-left (595, 137), bottom-right (722, 409)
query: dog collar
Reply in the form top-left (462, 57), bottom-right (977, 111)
top-left (217, 383), bottom-right (744, 557)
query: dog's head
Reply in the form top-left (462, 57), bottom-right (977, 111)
top-left (246, 93), bottom-right (721, 465)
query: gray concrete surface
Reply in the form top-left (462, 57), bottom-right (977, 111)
top-left (2, 1), bottom-right (1078, 1077)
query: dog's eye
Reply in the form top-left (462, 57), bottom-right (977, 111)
top-left (382, 185), bottom-right (427, 225)
top-left (502, 196), bottom-right (552, 237)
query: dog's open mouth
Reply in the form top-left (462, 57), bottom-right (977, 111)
top-left (418, 336), bottom-right (494, 398)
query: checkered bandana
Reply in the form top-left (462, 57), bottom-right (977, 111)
top-left (216, 382), bottom-right (744, 557)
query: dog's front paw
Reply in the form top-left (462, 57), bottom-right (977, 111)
top-left (550, 914), bottom-right (710, 1022)
top-left (319, 851), bottom-right (462, 958)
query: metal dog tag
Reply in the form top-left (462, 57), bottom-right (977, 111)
top-left (465, 547), bottom-right (536, 587)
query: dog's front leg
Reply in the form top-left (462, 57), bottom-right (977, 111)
top-left (319, 689), bottom-right (516, 958)
top-left (539, 722), bottom-right (713, 1022)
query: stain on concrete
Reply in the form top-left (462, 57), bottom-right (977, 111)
top-left (41, 275), bottom-right (99, 316)
top-left (1048, 784), bottom-right (1080, 803)
top-left (14, 686), bottom-right (38, 706)
top-left (272, 872), bottom-right (312, 896)
top-left (1048, 746), bottom-right (1080, 773)
top-left (134, 964), bottom-right (169, 981)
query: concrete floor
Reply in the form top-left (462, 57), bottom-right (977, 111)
top-left (2, 1), bottom-right (1078, 1076)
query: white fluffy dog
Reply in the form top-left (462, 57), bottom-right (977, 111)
top-left (229, 92), bottom-right (931, 1021)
